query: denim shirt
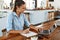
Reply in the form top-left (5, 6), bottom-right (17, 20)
top-left (6, 12), bottom-right (30, 31)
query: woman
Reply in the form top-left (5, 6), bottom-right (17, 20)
top-left (6, 0), bottom-right (32, 33)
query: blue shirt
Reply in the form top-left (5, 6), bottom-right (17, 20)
top-left (6, 12), bottom-right (30, 32)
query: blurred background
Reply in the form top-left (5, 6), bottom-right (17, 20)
top-left (0, 0), bottom-right (60, 36)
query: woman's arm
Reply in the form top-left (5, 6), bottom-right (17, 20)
top-left (6, 13), bottom-right (13, 32)
top-left (24, 14), bottom-right (31, 27)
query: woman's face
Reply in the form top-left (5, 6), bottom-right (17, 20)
top-left (16, 4), bottom-right (26, 13)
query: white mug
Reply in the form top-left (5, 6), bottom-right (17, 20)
top-left (31, 36), bottom-right (38, 40)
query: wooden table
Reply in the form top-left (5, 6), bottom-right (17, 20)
top-left (0, 33), bottom-right (25, 40)
top-left (38, 27), bottom-right (60, 40)
top-left (0, 21), bottom-right (60, 40)
top-left (0, 27), bottom-right (60, 40)
top-left (38, 20), bottom-right (60, 40)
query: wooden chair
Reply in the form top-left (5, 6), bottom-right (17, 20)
top-left (2, 28), bottom-right (7, 36)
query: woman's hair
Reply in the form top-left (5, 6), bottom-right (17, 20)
top-left (13, 0), bottom-right (25, 12)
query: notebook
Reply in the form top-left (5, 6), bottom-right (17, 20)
top-left (20, 31), bottom-right (37, 37)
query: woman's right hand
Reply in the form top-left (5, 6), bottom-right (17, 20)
top-left (22, 28), bottom-right (29, 34)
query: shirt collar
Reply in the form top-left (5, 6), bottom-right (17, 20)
top-left (13, 12), bottom-right (18, 16)
top-left (13, 12), bottom-right (24, 17)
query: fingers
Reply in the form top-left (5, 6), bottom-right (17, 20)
top-left (23, 29), bottom-right (29, 34)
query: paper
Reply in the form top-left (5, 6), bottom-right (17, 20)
top-left (36, 24), bottom-right (43, 28)
top-left (21, 31), bottom-right (37, 37)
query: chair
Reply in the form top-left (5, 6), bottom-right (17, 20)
top-left (2, 28), bottom-right (7, 36)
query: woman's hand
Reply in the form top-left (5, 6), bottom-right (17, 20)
top-left (29, 25), bottom-right (39, 33)
top-left (30, 25), bottom-right (43, 33)
top-left (35, 27), bottom-right (43, 33)
top-left (22, 28), bottom-right (29, 34)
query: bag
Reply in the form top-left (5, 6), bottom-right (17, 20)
top-left (38, 24), bottom-right (57, 36)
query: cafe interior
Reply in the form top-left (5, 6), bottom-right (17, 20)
top-left (0, 0), bottom-right (60, 40)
